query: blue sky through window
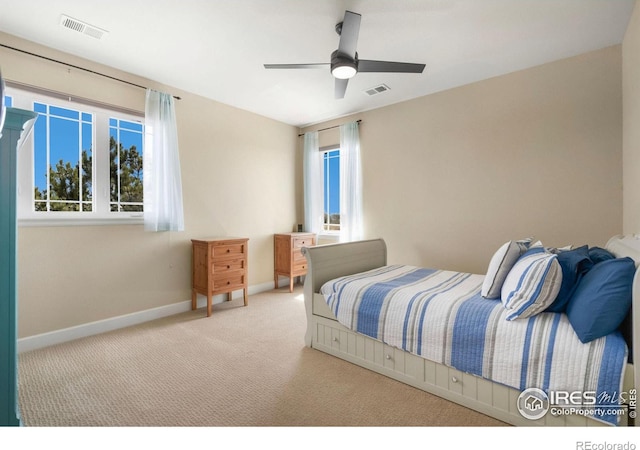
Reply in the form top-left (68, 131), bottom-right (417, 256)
top-left (324, 149), bottom-right (339, 215)
top-left (110, 118), bottom-right (143, 156)
top-left (33, 102), bottom-right (93, 194)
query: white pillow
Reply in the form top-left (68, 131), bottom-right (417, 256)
top-left (481, 238), bottom-right (533, 299)
top-left (501, 248), bottom-right (562, 320)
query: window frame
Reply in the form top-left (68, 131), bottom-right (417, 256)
top-left (7, 85), bottom-right (145, 226)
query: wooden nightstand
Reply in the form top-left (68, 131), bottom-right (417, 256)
top-left (191, 237), bottom-right (249, 317)
top-left (274, 232), bottom-right (316, 292)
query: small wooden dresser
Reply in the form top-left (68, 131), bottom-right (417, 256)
top-left (274, 232), bottom-right (316, 292)
top-left (191, 237), bottom-right (249, 317)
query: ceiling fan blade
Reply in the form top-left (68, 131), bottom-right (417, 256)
top-left (264, 63), bottom-right (330, 70)
top-left (358, 60), bottom-right (426, 74)
top-left (337, 11), bottom-right (361, 59)
top-left (335, 78), bottom-right (348, 99)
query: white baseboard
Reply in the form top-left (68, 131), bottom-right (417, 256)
top-left (17, 281), bottom-right (275, 353)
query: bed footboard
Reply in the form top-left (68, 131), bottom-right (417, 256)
top-left (301, 239), bottom-right (387, 347)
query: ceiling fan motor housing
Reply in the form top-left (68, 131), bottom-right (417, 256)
top-left (331, 50), bottom-right (358, 79)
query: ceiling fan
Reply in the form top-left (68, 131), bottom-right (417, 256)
top-left (264, 10), bottom-right (426, 99)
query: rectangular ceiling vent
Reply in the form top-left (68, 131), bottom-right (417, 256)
top-left (60, 15), bottom-right (108, 40)
top-left (364, 84), bottom-right (390, 96)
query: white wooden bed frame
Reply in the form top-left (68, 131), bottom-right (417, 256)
top-left (302, 235), bottom-right (640, 426)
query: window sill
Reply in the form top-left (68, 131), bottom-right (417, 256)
top-left (18, 215), bottom-right (144, 227)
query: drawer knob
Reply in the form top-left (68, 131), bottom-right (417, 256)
top-left (227, 281), bottom-right (230, 285)
top-left (227, 249), bottom-right (230, 253)
top-left (332, 337), bottom-right (338, 342)
top-left (227, 265), bottom-right (231, 269)
top-left (451, 376), bottom-right (459, 383)
top-left (385, 354), bottom-right (392, 360)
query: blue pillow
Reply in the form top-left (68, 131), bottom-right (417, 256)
top-left (565, 257), bottom-right (635, 343)
top-left (588, 246), bottom-right (615, 264)
top-left (545, 245), bottom-right (593, 313)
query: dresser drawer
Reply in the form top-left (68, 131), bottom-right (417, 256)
top-left (292, 248), bottom-right (306, 262)
top-left (213, 273), bottom-right (246, 292)
top-left (212, 242), bottom-right (246, 259)
top-left (212, 258), bottom-right (245, 273)
top-left (293, 236), bottom-right (314, 248)
top-left (292, 260), bottom-right (308, 276)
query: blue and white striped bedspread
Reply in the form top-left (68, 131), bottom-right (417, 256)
top-left (320, 265), bottom-right (628, 425)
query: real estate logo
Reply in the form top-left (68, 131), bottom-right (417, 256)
top-left (517, 387), bottom-right (637, 421)
top-left (517, 387), bottom-right (549, 420)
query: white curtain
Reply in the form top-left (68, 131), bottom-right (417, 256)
top-left (303, 131), bottom-right (322, 234)
top-left (339, 122), bottom-right (363, 242)
top-left (143, 89), bottom-right (184, 232)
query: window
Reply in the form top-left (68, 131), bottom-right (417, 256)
top-left (7, 86), bottom-right (144, 225)
top-left (322, 147), bottom-right (340, 232)
top-left (109, 118), bottom-right (143, 212)
top-left (33, 102), bottom-right (93, 212)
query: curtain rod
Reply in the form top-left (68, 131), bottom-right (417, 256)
top-left (298, 119), bottom-right (361, 137)
top-left (0, 43), bottom-right (181, 100)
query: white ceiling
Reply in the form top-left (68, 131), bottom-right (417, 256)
top-left (0, 0), bottom-right (635, 127)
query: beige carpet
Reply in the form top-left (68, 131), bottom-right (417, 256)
top-left (17, 287), bottom-right (506, 427)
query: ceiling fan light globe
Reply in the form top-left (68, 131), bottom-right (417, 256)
top-left (332, 64), bottom-right (357, 79)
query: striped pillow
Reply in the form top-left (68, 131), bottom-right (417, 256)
top-left (481, 238), bottom-right (533, 299)
top-left (501, 247), bottom-right (562, 320)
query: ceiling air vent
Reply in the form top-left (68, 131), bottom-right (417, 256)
top-left (364, 84), bottom-right (390, 96)
top-left (60, 15), bottom-right (108, 40)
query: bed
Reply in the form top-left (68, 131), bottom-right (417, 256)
top-left (301, 235), bottom-right (639, 426)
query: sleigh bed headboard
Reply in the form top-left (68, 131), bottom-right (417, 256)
top-left (301, 238), bottom-right (387, 294)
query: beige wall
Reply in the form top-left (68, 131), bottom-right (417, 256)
top-left (304, 45), bottom-right (623, 274)
top-left (0, 32), bottom-right (299, 337)
top-left (624, 2), bottom-right (640, 234)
